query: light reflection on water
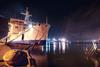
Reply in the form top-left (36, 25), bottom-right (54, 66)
top-left (44, 42), bottom-right (99, 67)
top-left (5, 41), bottom-right (100, 67)
top-left (44, 41), bottom-right (69, 54)
top-left (38, 41), bottom-right (100, 67)
top-left (43, 41), bottom-right (100, 54)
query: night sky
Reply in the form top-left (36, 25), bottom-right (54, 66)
top-left (0, 0), bottom-right (100, 40)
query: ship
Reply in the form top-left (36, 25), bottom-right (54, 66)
top-left (1, 8), bottom-right (50, 46)
top-left (0, 8), bottom-right (50, 67)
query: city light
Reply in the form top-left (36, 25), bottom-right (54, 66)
top-left (61, 38), bottom-right (66, 42)
top-left (58, 38), bottom-right (61, 41)
top-left (52, 38), bottom-right (57, 41)
top-left (92, 40), bottom-right (96, 42)
top-left (45, 38), bottom-right (69, 53)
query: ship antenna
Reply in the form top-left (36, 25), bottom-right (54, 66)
top-left (46, 16), bottom-right (48, 24)
top-left (21, 7), bottom-right (32, 24)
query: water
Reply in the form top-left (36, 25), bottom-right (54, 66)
top-left (41, 41), bottom-right (99, 67)
top-left (44, 41), bottom-right (85, 54)
top-left (0, 41), bottom-right (99, 67)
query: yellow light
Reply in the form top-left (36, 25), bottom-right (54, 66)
top-left (3, 50), bottom-right (16, 61)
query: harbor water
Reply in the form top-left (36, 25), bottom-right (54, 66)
top-left (0, 41), bottom-right (99, 67)
top-left (42, 41), bottom-right (100, 67)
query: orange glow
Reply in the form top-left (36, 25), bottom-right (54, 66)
top-left (3, 50), bottom-right (16, 61)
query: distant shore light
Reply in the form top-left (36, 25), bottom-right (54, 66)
top-left (92, 40), bottom-right (96, 42)
top-left (52, 38), bottom-right (57, 41)
top-left (61, 38), bottom-right (66, 42)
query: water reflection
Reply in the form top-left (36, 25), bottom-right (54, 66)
top-left (45, 40), bottom-right (69, 54)
top-left (53, 41), bottom-right (56, 54)
top-left (36, 40), bottom-right (100, 67)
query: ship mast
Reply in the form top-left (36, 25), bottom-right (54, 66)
top-left (46, 16), bottom-right (48, 24)
top-left (21, 7), bottom-right (32, 24)
top-left (21, 7), bottom-right (32, 40)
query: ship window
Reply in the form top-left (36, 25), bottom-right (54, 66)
top-left (45, 25), bottom-right (48, 27)
top-left (15, 26), bottom-right (18, 28)
top-left (23, 27), bottom-right (26, 29)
